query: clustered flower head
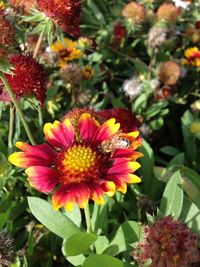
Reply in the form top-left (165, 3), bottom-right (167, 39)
top-left (51, 38), bottom-right (83, 67)
top-left (159, 61), bottom-right (181, 85)
top-left (98, 108), bottom-right (141, 133)
top-left (60, 63), bottom-right (83, 85)
top-left (182, 47), bottom-right (200, 67)
top-left (9, 110), bottom-right (142, 211)
top-left (0, 8), bottom-right (14, 58)
top-left (148, 26), bottom-right (168, 49)
top-left (0, 230), bottom-right (16, 267)
top-left (37, 0), bottom-right (81, 37)
top-left (122, 2), bottom-right (146, 25)
top-left (122, 76), bottom-right (143, 101)
top-left (0, 54), bottom-right (47, 105)
top-left (132, 216), bottom-right (200, 267)
top-left (157, 3), bottom-right (181, 23)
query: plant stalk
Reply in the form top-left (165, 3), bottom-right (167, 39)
top-left (0, 72), bottom-right (36, 145)
top-left (8, 106), bottom-right (15, 151)
top-left (33, 29), bottom-right (45, 58)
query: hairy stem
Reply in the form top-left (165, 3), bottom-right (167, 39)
top-left (0, 72), bottom-right (36, 145)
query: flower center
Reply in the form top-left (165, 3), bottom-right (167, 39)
top-left (58, 145), bottom-right (98, 185)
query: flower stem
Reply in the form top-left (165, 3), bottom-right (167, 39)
top-left (84, 205), bottom-right (92, 233)
top-left (8, 106), bottom-right (15, 152)
top-left (38, 105), bottom-right (43, 129)
top-left (0, 72), bottom-right (36, 145)
top-left (33, 29), bottom-right (45, 58)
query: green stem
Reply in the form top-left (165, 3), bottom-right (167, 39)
top-left (0, 72), bottom-right (36, 145)
top-left (84, 205), bottom-right (92, 233)
top-left (8, 106), bottom-right (15, 151)
top-left (38, 105), bottom-right (43, 129)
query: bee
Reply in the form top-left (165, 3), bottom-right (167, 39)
top-left (100, 134), bottom-right (131, 154)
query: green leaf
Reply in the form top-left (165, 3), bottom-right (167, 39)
top-left (111, 98), bottom-right (126, 108)
top-left (159, 171), bottom-right (183, 218)
top-left (160, 146), bottom-right (180, 156)
top-left (0, 59), bottom-right (15, 74)
top-left (91, 202), bottom-right (108, 234)
top-left (63, 232), bottom-right (97, 256)
top-left (94, 235), bottom-right (109, 254)
top-left (83, 255), bottom-right (134, 267)
top-left (63, 204), bottom-right (82, 227)
top-left (28, 197), bottom-right (80, 239)
top-left (149, 118), bottom-right (164, 130)
top-left (180, 196), bottom-right (200, 235)
top-left (180, 167), bottom-right (200, 209)
top-left (104, 221), bottom-right (140, 256)
top-left (139, 139), bottom-right (154, 193)
top-left (146, 101), bottom-right (168, 119)
top-left (133, 59), bottom-right (149, 74)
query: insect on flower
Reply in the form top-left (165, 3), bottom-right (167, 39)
top-left (100, 133), bottom-right (131, 154)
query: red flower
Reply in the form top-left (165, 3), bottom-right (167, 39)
top-left (9, 113), bottom-right (142, 211)
top-left (132, 216), bottom-right (200, 267)
top-left (37, 0), bottom-right (81, 37)
top-left (113, 22), bottom-right (127, 43)
top-left (98, 108), bottom-right (142, 133)
top-left (0, 55), bottom-right (47, 105)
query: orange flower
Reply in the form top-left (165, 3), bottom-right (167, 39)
top-left (122, 2), bottom-right (146, 24)
top-left (157, 3), bottom-right (181, 23)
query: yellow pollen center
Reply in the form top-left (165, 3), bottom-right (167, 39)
top-left (62, 145), bottom-right (96, 173)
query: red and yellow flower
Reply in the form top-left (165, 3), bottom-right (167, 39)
top-left (51, 38), bottom-right (83, 67)
top-left (182, 47), bottom-right (200, 67)
top-left (9, 113), bottom-right (142, 211)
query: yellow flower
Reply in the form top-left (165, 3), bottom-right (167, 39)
top-left (82, 65), bottom-right (94, 80)
top-left (183, 47), bottom-right (200, 67)
top-left (51, 38), bottom-right (83, 67)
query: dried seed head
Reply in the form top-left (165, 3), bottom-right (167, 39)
top-left (122, 2), bottom-right (146, 24)
top-left (159, 61), bottom-right (181, 85)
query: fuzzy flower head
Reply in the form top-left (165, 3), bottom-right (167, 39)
top-left (0, 55), bottom-right (47, 105)
top-left (122, 2), bottom-right (146, 25)
top-left (0, 9), bottom-right (14, 55)
top-left (157, 3), bottom-right (181, 23)
top-left (159, 61), bottom-right (181, 85)
top-left (51, 38), bottom-right (83, 67)
top-left (132, 216), bottom-right (200, 267)
top-left (148, 26), bottom-right (168, 49)
top-left (123, 77), bottom-right (143, 101)
top-left (37, 0), bottom-right (81, 37)
top-left (98, 108), bottom-right (141, 133)
top-left (0, 231), bottom-right (16, 267)
top-left (182, 47), bottom-right (200, 67)
top-left (60, 63), bottom-right (82, 85)
top-left (9, 113), bottom-right (142, 211)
